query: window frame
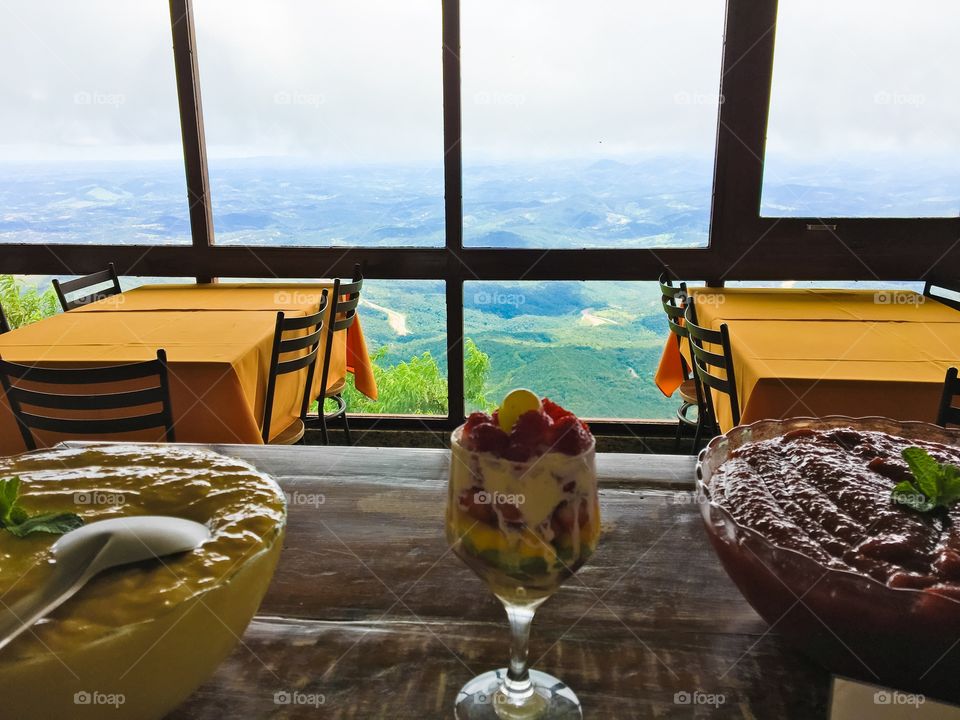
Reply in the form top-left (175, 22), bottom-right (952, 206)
top-left (5, 0), bottom-right (959, 431)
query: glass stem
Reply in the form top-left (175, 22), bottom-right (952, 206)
top-left (499, 598), bottom-right (545, 702)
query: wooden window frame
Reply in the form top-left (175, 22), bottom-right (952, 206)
top-left (4, 0), bottom-right (958, 431)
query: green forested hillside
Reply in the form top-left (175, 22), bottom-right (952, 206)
top-left (357, 279), bottom-right (676, 419)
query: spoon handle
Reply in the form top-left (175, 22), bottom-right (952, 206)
top-left (0, 536), bottom-right (109, 653)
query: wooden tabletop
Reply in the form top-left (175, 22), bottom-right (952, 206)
top-left (167, 445), bottom-right (831, 719)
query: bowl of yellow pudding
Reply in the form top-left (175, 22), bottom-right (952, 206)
top-left (0, 443), bottom-right (286, 720)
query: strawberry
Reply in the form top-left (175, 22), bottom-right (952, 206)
top-left (551, 500), bottom-right (575, 535)
top-left (542, 398), bottom-right (572, 422)
top-left (465, 411), bottom-right (492, 431)
top-left (496, 497), bottom-right (524, 524)
top-left (578, 497), bottom-right (590, 528)
top-left (551, 415), bottom-right (593, 455)
top-left (468, 422), bottom-right (509, 455)
top-left (459, 487), bottom-right (496, 524)
top-left (510, 409), bottom-right (553, 449)
top-left (503, 442), bottom-right (533, 462)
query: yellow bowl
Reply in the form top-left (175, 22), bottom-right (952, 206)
top-left (0, 443), bottom-right (287, 719)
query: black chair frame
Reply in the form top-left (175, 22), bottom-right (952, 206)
top-left (0, 350), bottom-right (175, 451)
top-left (0, 302), bottom-right (9, 334)
top-left (659, 273), bottom-right (712, 451)
top-left (937, 366), bottom-right (960, 428)
top-left (684, 302), bottom-right (740, 442)
top-left (317, 264), bottom-right (363, 445)
top-left (53, 262), bottom-right (122, 311)
top-left (262, 291), bottom-right (328, 443)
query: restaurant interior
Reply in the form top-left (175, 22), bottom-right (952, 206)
top-left (1, 0), bottom-right (959, 718)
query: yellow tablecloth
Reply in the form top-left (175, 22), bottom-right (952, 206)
top-left (654, 288), bottom-right (957, 432)
top-left (0, 284), bottom-right (378, 454)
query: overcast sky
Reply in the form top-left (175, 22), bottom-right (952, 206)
top-left (0, 1), bottom-right (956, 168)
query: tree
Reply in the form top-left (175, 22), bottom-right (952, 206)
top-left (0, 275), bottom-right (58, 329)
top-left (340, 338), bottom-right (493, 415)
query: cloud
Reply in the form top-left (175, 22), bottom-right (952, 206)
top-left (0, 0), bottom-right (956, 168)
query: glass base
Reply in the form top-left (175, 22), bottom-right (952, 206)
top-left (454, 668), bottom-right (582, 720)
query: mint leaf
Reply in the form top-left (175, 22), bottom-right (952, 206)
top-left (902, 447), bottom-right (941, 500)
top-left (892, 448), bottom-right (960, 513)
top-left (0, 476), bottom-right (85, 538)
top-left (5, 513), bottom-right (84, 538)
top-left (892, 480), bottom-right (936, 512)
top-left (0, 477), bottom-right (22, 526)
top-left (941, 465), bottom-right (960, 507)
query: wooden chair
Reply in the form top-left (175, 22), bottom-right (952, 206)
top-left (684, 302), bottom-right (740, 444)
top-left (923, 280), bottom-right (960, 311)
top-left (0, 302), bottom-right (9, 334)
top-left (53, 263), bottom-right (122, 311)
top-left (317, 264), bottom-right (363, 445)
top-left (937, 367), bottom-right (960, 427)
top-left (659, 272), bottom-right (708, 451)
top-left (262, 291), bottom-right (328, 445)
top-left (0, 350), bottom-right (175, 451)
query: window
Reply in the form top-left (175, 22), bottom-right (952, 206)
top-left (461, 0), bottom-right (725, 249)
top-left (762, 0), bottom-right (960, 218)
top-left (0, 2), bottom-right (191, 245)
top-left (464, 281), bottom-right (675, 419)
top-left (192, 0), bottom-right (445, 247)
top-left (6, 0), bottom-right (960, 431)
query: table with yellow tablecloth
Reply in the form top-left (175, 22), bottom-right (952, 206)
top-left (0, 284), bottom-right (378, 455)
top-left (654, 288), bottom-right (958, 431)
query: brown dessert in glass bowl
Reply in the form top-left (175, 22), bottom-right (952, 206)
top-left (697, 417), bottom-right (960, 700)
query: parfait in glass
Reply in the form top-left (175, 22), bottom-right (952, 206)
top-left (447, 389), bottom-right (599, 719)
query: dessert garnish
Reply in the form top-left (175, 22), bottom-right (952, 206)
top-left (463, 389), bottom-right (593, 462)
top-left (891, 447), bottom-right (960, 514)
top-left (0, 477), bottom-right (83, 537)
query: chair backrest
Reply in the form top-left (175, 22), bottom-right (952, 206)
top-left (0, 302), bottom-right (9, 334)
top-left (262, 291), bottom-right (328, 443)
top-left (0, 350), bottom-right (175, 451)
top-left (659, 272), bottom-right (689, 340)
top-left (53, 263), bottom-right (122, 312)
top-left (318, 264), bottom-right (363, 403)
top-left (937, 366), bottom-right (960, 427)
top-left (684, 302), bottom-right (741, 427)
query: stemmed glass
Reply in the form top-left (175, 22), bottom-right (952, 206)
top-left (447, 426), bottom-right (599, 719)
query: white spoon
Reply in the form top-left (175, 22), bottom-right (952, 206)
top-left (0, 516), bottom-right (210, 653)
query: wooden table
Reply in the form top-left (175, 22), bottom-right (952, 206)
top-left (164, 444), bottom-right (834, 719)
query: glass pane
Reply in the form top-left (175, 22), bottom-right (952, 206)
top-left (464, 281), bottom-right (675, 420)
top-left (193, 0), bottom-right (445, 247)
top-left (0, 275), bottom-right (60, 328)
top-left (462, 0), bottom-right (724, 249)
top-left (0, 2), bottom-right (190, 245)
top-left (343, 280), bottom-right (448, 416)
top-left (762, 0), bottom-right (960, 217)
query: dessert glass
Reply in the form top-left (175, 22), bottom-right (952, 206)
top-left (447, 426), bottom-right (598, 719)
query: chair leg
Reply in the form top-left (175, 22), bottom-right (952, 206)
top-left (341, 403), bottom-right (351, 446)
top-left (692, 415), bottom-right (704, 454)
top-left (319, 401), bottom-right (329, 446)
top-left (674, 415), bottom-right (683, 452)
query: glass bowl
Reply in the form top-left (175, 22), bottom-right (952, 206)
top-left (0, 443), bottom-right (287, 719)
top-left (696, 416), bottom-right (960, 697)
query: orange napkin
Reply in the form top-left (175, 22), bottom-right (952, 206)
top-left (655, 336), bottom-right (684, 397)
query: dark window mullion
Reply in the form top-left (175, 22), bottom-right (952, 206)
top-left (443, 0), bottom-right (465, 427)
top-left (169, 0), bottom-right (215, 284)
